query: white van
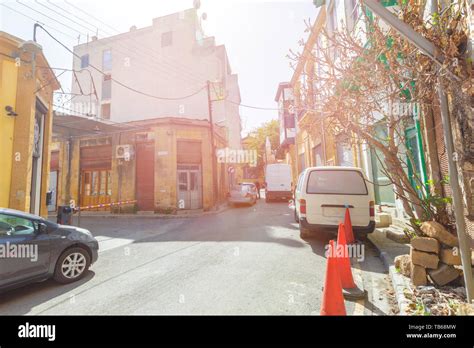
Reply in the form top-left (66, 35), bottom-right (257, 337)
top-left (264, 163), bottom-right (293, 202)
top-left (293, 166), bottom-right (375, 238)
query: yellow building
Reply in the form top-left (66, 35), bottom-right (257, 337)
top-left (286, 6), bottom-right (366, 179)
top-left (0, 31), bottom-right (60, 217)
top-left (52, 116), bottom-right (229, 213)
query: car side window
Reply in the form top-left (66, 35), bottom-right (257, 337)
top-left (0, 214), bottom-right (36, 237)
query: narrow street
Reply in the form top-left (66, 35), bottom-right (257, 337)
top-left (0, 195), bottom-right (394, 315)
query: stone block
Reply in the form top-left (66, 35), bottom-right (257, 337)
top-left (440, 248), bottom-right (462, 266)
top-left (411, 248), bottom-right (439, 269)
top-left (420, 221), bottom-right (458, 247)
top-left (411, 237), bottom-right (439, 253)
top-left (395, 254), bottom-right (411, 277)
top-left (411, 263), bottom-right (427, 286)
top-left (427, 263), bottom-right (461, 286)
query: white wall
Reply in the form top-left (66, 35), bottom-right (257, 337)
top-left (71, 8), bottom-right (242, 149)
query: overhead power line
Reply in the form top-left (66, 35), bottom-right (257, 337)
top-left (60, 0), bottom-right (210, 83)
top-left (35, 24), bottom-right (207, 101)
top-left (0, 2), bottom-right (77, 40)
top-left (14, 1), bottom-right (205, 86)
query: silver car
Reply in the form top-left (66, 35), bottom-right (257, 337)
top-left (227, 183), bottom-right (258, 206)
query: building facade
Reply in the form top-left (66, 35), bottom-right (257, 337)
top-left (70, 8), bottom-right (242, 150)
top-left (0, 31), bottom-right (60, 217)
top-left (51, 115), bottom-right (229, 213)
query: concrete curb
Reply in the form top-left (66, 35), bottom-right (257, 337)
top-left (368, 228), bottom-right (412, 315)
top-left (48, 204), bottom-right (231, 220)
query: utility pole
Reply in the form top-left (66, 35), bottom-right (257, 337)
top-left (207, 80), bottom-right (218, 210)
top-left (362, 0), bottom-right (474, 303)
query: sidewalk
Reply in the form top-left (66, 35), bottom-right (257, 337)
top-left (368, 227), bottom-right (412, 315)
top-left (48, 203), bottom-right (230, 220)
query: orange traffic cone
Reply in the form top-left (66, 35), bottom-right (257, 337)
top-left (344, 207), bottom-right (355, 244)
top-left (337, 223), bottom-right (356, 289)
top-left (320, 240), bottom-right (346, 316)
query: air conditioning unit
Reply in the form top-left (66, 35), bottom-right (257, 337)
top-left (116, 145), bottom-right (133, 161)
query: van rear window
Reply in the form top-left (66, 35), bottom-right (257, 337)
top-left (306, 170), bottom-right (368, 195)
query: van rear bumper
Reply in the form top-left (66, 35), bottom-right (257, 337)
top-left (300, 218), bottom-right (376, 235)
top-left (266, 191), bottom-right (292, 201)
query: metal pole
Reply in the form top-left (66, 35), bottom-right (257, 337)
top-left (207, 80), bottom-right (218, 210)
top-left (437, 81), bottom-right (474, 302)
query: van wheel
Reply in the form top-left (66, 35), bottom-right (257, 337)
top-left (294, 208), bottom-right (299, 223)
top-left (54, 247), bottom-right (91, 284)
top-left (299, 223), bottom-right (311, 239)
top-left (357, 232), bottom-right (369, 241)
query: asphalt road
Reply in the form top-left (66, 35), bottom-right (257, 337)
top-left (0, 197), bottom-right (395, 315)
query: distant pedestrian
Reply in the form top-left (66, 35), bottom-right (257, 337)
top-left (255, 181), bottom-right (261, 199)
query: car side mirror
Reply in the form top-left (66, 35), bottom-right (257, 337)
top-left (38, 222), bottom-right (48, 234)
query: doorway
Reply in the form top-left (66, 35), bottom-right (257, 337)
top-left (47, 171), bottom-right (58, 212)
top-left (136, 141), bottom-right (155, 211)
top-left (177, 164), bottom-right (202, 210)
top-left (30, 100), bottom-right (46, 215)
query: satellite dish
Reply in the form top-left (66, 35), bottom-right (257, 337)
top-left (193, 0), bottom-right (201, 10)
top-left (201, 12), bottom-right (207, 20)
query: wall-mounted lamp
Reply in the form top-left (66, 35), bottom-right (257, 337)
top-left (5, 106), bottom-right (18, 117)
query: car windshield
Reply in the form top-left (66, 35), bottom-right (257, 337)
top-left (306, 170), bottom-right (368, 195)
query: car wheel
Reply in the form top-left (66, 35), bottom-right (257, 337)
top-left (294, 207), bottom-right (299, 223)
top-left (53, 247), bottom-right (91, 284)
top-left (299, 222), bottom-right (311, 239)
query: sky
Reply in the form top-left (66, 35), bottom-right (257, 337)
top-left (0, 0), bottom-right (316, 135)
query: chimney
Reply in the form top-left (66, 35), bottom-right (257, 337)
top-left (130, 25), bottom-right (137, 32)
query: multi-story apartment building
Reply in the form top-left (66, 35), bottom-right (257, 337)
top-left (70, 8), bottom-right (242, 150)
top-left (282, 0), bottom-right (425, 214)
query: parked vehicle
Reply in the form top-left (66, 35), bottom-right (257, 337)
top-left (227, 183), bottom-right (258, 206)
top-left (0, 208), bottom-right (99, 293)
top-left (293, 167), bottom-right (375, 239)
top-left (264, 163), bottom-right (292, 202)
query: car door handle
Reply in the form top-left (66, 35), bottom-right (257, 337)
top-left (321, 204), bottom-right (354, 208)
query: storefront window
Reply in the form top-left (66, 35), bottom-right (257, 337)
top-left (107, 172), bottom-right (112, 195)
top-left (91, 171), bottom-right (99, 196)
top-left (99, 170), bottom-right (106, 195)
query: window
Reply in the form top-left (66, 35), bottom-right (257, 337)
top-left (80, 54), bottom-right (89, 69)
top-left (102, 74), bottom-right (112, 100)
top-left (350, 0), bottom-right (360, 24)
top-left (0, 214), bottom-right (36, 236)
top-left (336, 134), bottom-right (354, 167)
top-left (296, 172), bottom-right (305, 191)
top-left (178, 172), bottom-right (188, 191)
top-left (328, 3), bottom-right (338, 32)
top-left (91, 171), bottom-right (99, 196)
top-left (103, 49), bottom-right (112, 71)
top-left (161, 31), bottom-right (173, 47)
top-left (83, 172), bottom-right (91, 196)
top-left (298, 153), bottom-right (306, 172)
top-left (306, 170), bottom-right (368, 195)
top-left (107, 172), bottom-right (112, 195)
top-left (312, 144), bottom-right (323, 166)
top-left (101, 103), bottom-right (111, 119)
